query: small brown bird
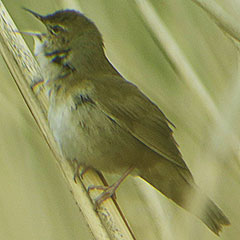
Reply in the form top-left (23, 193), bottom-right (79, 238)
top-left (25, 9), bottom-right (230, 235)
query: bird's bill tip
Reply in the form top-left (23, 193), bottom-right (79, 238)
top-left (22, 7), bottom-right (45, 21)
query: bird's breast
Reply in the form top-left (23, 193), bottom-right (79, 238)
top-left (48, 92), bottom-right (145, 173)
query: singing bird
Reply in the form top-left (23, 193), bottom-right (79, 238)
top-left (24, 9), bottom-right (230, 235)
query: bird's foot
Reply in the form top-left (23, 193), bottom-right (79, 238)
top-left (73, 160), bottom-right (92, 183)
top-left (88, 166), bottom-right (135, 208)
top-left (30, 77), bottom-right (45, 93)
top-left (88, 183), bottom-right (118, 208)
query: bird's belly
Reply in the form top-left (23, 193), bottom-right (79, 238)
top-left (48, 101), bottom-right (144, 173)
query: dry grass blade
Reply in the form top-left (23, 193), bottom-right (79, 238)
top-left (0, 1), bottom-right (135, 240)
top-left (191, 0), bottom-right (240, 43)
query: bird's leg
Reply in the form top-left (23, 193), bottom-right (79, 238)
top-left (88, 166), bottom-right (135, 207)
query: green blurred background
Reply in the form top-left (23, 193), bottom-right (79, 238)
top-left (0, 0), bottom-right (239, 239)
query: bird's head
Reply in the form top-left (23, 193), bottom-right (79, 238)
top-left (24, 9), bottom-right (103, 56)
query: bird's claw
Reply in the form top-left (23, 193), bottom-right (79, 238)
top-left (30, 77), bottom-right (45, 93)
top-left (73, 160), bottom-right (91, 183)
top-left (87, 184), bottom-right (117, 209)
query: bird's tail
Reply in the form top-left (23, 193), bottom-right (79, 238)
top-left (139, 161), bottom-right (230, 235)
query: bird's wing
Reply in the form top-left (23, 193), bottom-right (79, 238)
top-left (91, 75), bottom-right (188, 168)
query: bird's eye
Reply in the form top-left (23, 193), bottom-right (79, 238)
top-left (49, 25), bottom-right (64, 35)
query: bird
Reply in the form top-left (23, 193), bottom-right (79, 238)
top-left (24, 8), bottom-right (230, 235)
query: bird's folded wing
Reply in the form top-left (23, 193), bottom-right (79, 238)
top-left (92, 75), bottom-right (188, 169)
